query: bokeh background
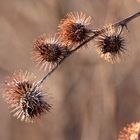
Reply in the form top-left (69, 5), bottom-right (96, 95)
top-left (0, 0), bottom-right (140, 140)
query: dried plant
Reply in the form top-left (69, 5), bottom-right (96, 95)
top-left (58, 12), bottom-right (92, 47)
top-left (118, 122), bottom-right (140, 140)
top-left (35, 11), bottom-right (140, 88)
top-left (95, 24), bottom-right (125, 63)
top-left (33, 34), bottom-right (69, 71)
top-left (3, 71), bottom-right (51, 122)
top-left (2, 10), bottom-right (140, 133)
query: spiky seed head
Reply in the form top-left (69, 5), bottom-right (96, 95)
top-left (118, 122), bottom-right (140, 140)
top-left (95, 25), bottom-right (125, 63)
top-left (3, 71), bottom-right (51, 122)
top-left (33, 34), bottom-right (69, 71)
top-left (58, 12), bottom-right (92, 46)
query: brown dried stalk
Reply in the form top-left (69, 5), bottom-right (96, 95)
top-left (35, 11), bottom-right (140, 88)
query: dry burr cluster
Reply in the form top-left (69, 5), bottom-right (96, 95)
top-left (58, 12), bottom-right (92, 46)
top-left (118, 122), bottom-right (140, 140)
top-left (2, 11), bottom-right (140, 138)
top-left (4, 71), bottom-right (51, 122)
top-left (95, 25), bottom-right (125, 63)
top-left (33, 34), bottom-right (69, 71)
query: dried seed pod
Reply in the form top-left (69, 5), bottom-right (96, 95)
top-left (95, 25), bottom-right (125, 63)
top-left (118, 122), bottom-right (140, 140)
top-left (58, 12), bottom-right (92, 47)
top-left (33, 34), bottom-right (69, 71)
top-left (3, 71), bottom-right (51, 122)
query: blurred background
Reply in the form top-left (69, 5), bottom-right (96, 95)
top-left (0, 0), bottom-right (140, 140)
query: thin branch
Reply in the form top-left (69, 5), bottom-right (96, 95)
top-left (114, 11), bottom-right (140, 27)
top-left (36, 11), bottom-right (140, 87)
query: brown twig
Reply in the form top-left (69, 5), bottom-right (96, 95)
top-left (114, 11), bottom-right (140, 27)
top-left (36, 11), bottom-right (140, 88)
